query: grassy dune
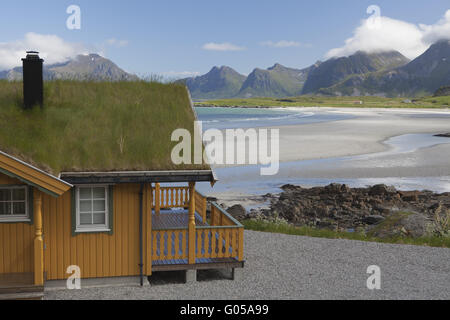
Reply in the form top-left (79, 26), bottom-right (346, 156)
top-left (196, 95), bottom-right (450, 108)
top-left (0, 80), bottom-right (207, 175)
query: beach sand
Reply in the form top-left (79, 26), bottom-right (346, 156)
top-left (276, 107), bottom-right (450, 162)
top-left (199, 108), bottom-right (450, 204)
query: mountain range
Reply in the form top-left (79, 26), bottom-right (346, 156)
top-left (1, 40), bottom-right (450, 98)
top-left (180, 40), bottom-right (450, 99)
top-left (0, 54), bottom-right (139, 82)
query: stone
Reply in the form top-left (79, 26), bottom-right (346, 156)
top-left (369, 184), bottom-right (397, 196)
top-left (363, 215), bottom-right (385, 225)
top-left (226, 204), bottom-right (247, 220)
top-left (185, 270), bottom-right (197, 283)
top-left (401, 213), bottom-right (433, 238)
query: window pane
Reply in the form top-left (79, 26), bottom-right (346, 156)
top-left (0, 202), bottom-right (11, 215)
top-left (80, 213), bottom-right (92, 225)
top-left (79, 188), bottom-right (91, 200)
top-left (93, 212), bottom-right (106, 224)
top-left (12, 202), bottom-right (26, 215)
top-left (0, 189), bottom-right (11, 202)
top-left (79, 200), bottom-right (92, 212)
top-left (93, 200), bottom-right (105, 212)
top-left (12, 188), bottom-right (25, 201)
top-left (92, 187), bottom-right (105, 199)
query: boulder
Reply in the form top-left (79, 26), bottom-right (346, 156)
top-left (363, 215), bottom-right (385, 225)
top-left (226, 204), bottom-right (247, 220)
top-left (401, 213), bottom-right (433, 238)
top-left (369, 184), bottom-right (397, 196)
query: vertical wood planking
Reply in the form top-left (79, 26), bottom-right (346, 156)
top-left (40, 183), bottom-right (141, 280)
top-left (0, 174), bottom-right (34, 274)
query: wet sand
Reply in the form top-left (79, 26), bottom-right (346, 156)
top-left (199, 107), bottom-right (450, 203)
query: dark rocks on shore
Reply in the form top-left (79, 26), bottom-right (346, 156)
top-left (238, 183), bottom-right (449, 238)
top-left (226, 204), bottom-right (247, 220)
top-left (434, 133), bottom-right (450, 138)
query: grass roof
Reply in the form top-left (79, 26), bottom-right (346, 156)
top-left (0, 80), bottom-right (209, 175)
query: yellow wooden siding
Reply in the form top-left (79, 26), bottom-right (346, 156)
top-left (0, 173), bottom-right (35, 274)
top-left (43, 183), bottom-right (147, 280)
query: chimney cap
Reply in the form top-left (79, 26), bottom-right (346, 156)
top-left (22, 51), bottom-right (43, 62)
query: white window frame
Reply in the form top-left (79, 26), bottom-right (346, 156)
top-left (75, 185), bottom-right (110, 233)
top-left (0, 186), bottom-right (30, 223)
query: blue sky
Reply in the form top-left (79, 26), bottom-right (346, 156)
top-left (0, 0), bottom-right (449, 77)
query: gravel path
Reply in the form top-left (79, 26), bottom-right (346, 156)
top-left (45, 230), bottom-right (450, 300)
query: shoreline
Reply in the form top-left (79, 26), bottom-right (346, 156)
top-left (209, 107), bottom-right (450, 165)
top-left (197, 107), bottom-right (450, 202)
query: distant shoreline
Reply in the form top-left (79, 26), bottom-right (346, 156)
top-left (195, 103), bottom-right (450, 110)
top-left (193, 95), bottom-right (450, 109)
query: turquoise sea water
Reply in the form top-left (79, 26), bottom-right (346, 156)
top-left (195, 106), bottom-right (352, 129)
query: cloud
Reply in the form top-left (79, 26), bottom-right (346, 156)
top-left (161, 71), bottom-right (200, 79)
top-left (0, 32), bottom-right (88, 71)
top-left (260, 40), bottom-right (311, 48)
top-left (420, 10), bottom-right (450, 44)
top-left (202, 42), bottom-right (245, 51)
top-left (326, 10), bottom-right (450, 60)
top-left (105, 38), bottom-right (129, 47)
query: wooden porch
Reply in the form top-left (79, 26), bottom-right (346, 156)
top-left (0, 273), bottom-right (44, 300)
top-left (150, 184), bottom-right (245, 272)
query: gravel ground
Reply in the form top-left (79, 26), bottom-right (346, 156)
top-left (45, 230), bottom-right (450, 300)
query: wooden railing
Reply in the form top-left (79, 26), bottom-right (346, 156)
top-left (197, 201), bottom-right (244, 261)
top-left (153, 185), bottom-right (189, 210)
top-left (195, 227), bottom-right (243, 260)
top-left (152, 228), bottom-right (188, 261)
top-left (151, 190), bottom-right (244, 263)
top-left (195, 191), bottom-right (207, 222)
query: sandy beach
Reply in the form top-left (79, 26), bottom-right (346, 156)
top-left (276, 107), bottom-right (450, 162)
top-left (196, 107), bottom-right (450, 204)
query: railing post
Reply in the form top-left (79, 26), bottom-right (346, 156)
top-left (33, 189), bottom-right (44, 285)
top-left (155, 183), bottom-right (160, 215)
top-left (188, 181), bottom-right (196, 264)
top-left (202, 196), bottom-right (207, 223)
top-left (238, 227), bottom-right (244, 262)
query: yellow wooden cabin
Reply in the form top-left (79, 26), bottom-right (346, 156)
top-left (0, 53), bottom-right (244, 297)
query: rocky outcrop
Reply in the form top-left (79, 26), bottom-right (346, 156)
top-left (242, 183), bottom-right (449, 238)
top-left (435, 133), bottom-right (450, 138)
top-left (226, 204), bottom-right (247, 220)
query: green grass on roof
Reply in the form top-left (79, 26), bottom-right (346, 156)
top-left (0, 80), bottom-right (209, 175)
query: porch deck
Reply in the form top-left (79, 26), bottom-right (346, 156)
top-left (0, 273), bottom-right (44, 300)
top-left (152, 209), bottom-right (207, 229)
top-left (150, 190), bottom-right (245, 272)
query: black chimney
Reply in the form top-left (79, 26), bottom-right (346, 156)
top-left (22, 51), bottom-right (44, 109)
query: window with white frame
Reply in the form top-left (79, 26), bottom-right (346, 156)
top-left (0, 186), bottom-right (29, 222)
top-left (76, 185), bottom-right (109, 232)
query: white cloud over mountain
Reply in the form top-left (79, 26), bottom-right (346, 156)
top-left (326, 9), bottom-right (450, 60)
top-left (0, 32), bottom-right (89, 71)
